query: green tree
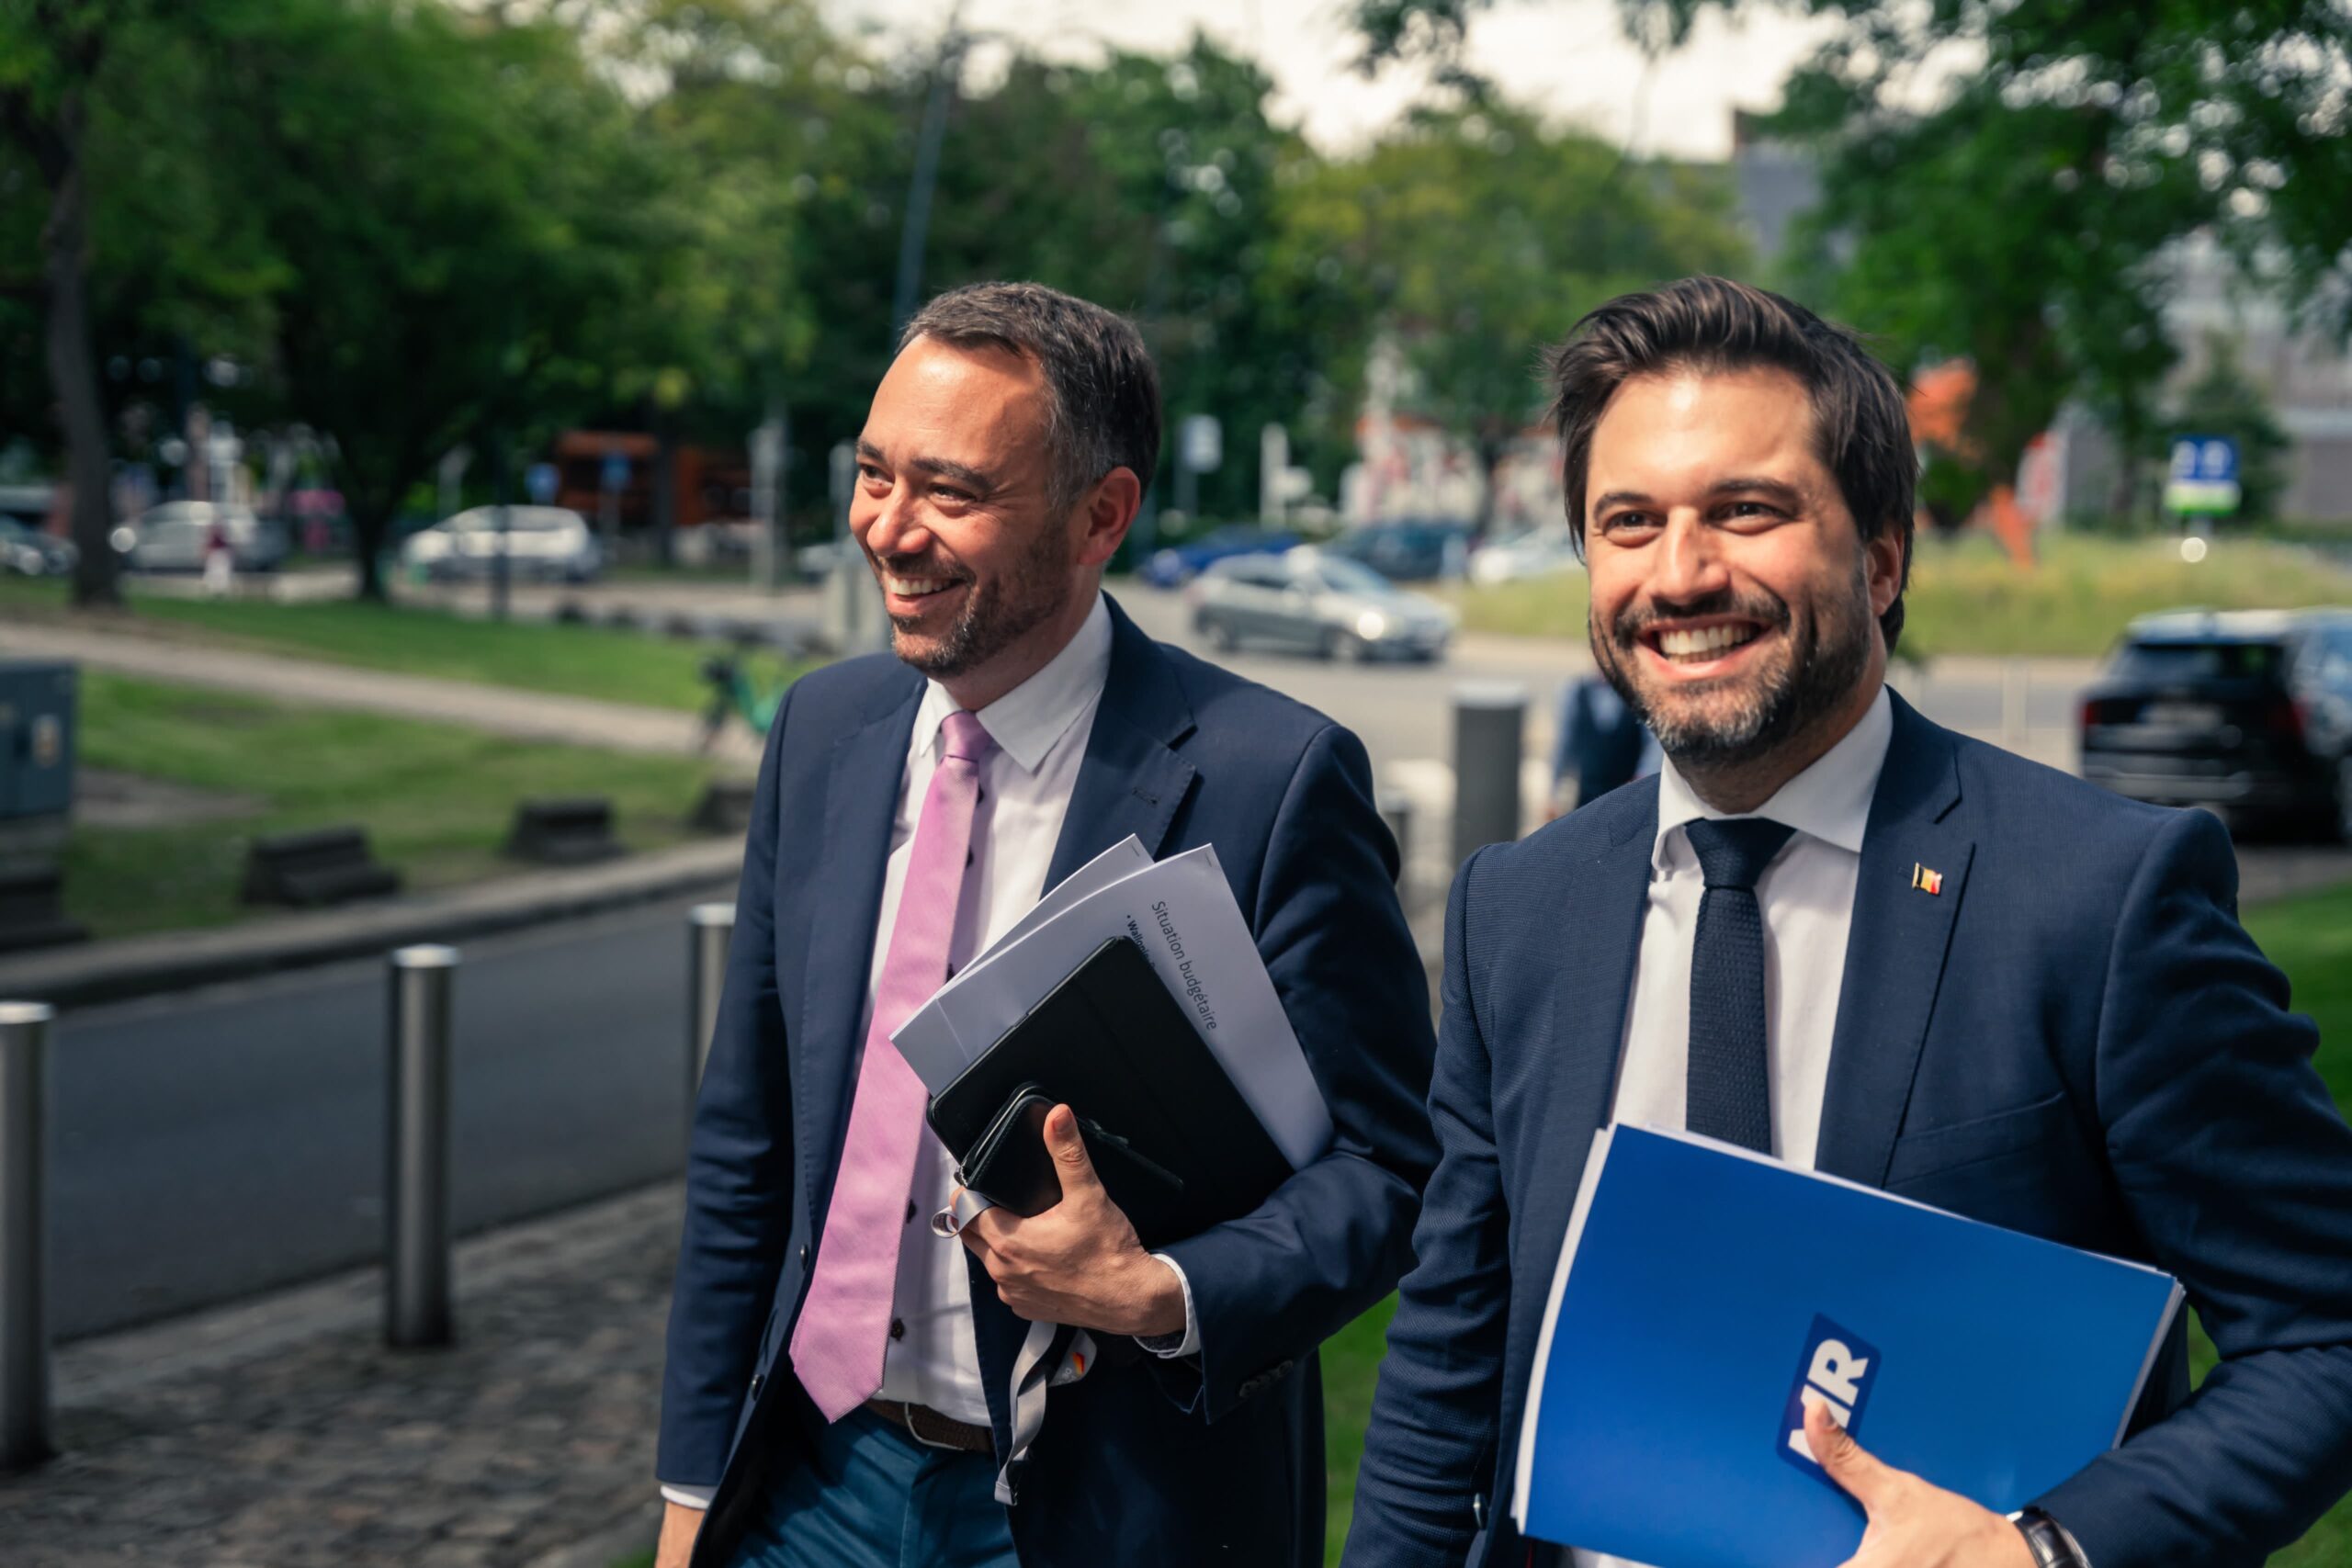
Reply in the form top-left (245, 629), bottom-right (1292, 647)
top-left (192, 0), bottom-right (692, 598)
top-left (1350, 0), bottom-right (2352, 530)
top-left (0, 0), bottom-right (146, 605)
top-left (922, 38), bottom-right (1356, 520)
top-left (1277, 103), bottom-right (1748, 530)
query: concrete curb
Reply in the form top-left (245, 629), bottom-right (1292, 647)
top-left (0, 838), bottom-right (746, 1011)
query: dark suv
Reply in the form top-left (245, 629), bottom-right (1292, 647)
top-left (2079, 609), bottom-right (2352, 840)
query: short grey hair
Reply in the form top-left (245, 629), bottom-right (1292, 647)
top-left (898, 282), bottom-right (1162, 518)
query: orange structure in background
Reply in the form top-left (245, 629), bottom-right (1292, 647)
top-left (548, 430), bottom-right (750, 535)
top-left (1905, 361), bottom-right (2035, 568)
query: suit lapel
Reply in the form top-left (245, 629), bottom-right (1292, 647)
top-left (794, 677), bottom-right (922, 1221)
top-left (1512, 785), bottom-right (1657, 1305)
top-left (1814, 693), bottom-right (1973, 1188)
top-left (973, 594), bottom-right (1198, 1449)
top-left (1043, 595), bottom-right (1198, 887)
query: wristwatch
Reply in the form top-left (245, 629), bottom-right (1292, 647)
top-left (2014, 1507), bottom-right (2091, 1568)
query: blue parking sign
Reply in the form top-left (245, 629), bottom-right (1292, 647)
top-left (2165, 434), bottom-right (2240, 515)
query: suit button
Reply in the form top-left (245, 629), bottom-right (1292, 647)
top-left (889, 1318), bottom-right (906, 1341)
top-left (749, 1372), bottom-right (764, 1400)
top-left (797, 1244), bottom-right (809, 1262)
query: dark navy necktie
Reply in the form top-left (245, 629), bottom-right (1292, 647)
top-left (1683, 817), bottom-right (1797, 1154)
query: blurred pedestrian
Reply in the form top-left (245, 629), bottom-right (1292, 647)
top-left (202, 514), bottom-right (234, 597)
top-left (656, 283), bottom-right (1436, 1568)
top-left (1546, 671), bottom-right (1657, 817)
top-left (1345, 276), bottom-right (2352, 1568)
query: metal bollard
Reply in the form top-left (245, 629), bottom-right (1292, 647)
top-left (386, 946), bottom-right (457, 1348)
top-left (1452, 682), bottom-right (1529, 870)
top-left (686, 903), bottom-right (736, 1134)
top-left (2001, 658), bottom-right (2030, 756)
top-left (0, 1002), bottom-right (51, 1472)
top-left (1376, 790), bottom-right (1415, 893)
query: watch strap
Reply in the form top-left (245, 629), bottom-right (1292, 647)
top-left (2015, 1507), bottom-right (2090, 1568)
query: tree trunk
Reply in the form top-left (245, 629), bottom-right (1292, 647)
top-left (652, 410), bottom-right (679, 568)
top-left (350, 497), bottom-right (392, 602)
top-left (1473, 427), bottom-right (1507, 542)
top-left (39, 96), bottom-right (119, 610)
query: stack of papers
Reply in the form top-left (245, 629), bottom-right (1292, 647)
top-left (891, 837), bottom-right (1332, 1170)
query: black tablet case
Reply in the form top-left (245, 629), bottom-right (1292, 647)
top-left (924, 936), bottom-right (1295, 1247)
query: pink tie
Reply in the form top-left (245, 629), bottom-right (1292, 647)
top-left (791, 709), bottom-right (996, 1421)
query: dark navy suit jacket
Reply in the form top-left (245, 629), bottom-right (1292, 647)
top-left (1345, 692), bottom-right (2352, 1568)
top-left (661, 594), bottom-right (1439, 1567)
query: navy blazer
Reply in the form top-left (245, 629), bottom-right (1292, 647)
top-left (1344, 692), bottom-right (2352, 1568)
top-left (661, 594), bottom-right (1440, 1568)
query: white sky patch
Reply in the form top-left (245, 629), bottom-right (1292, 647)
top-left (825, 0), bottom-right (1838, 160)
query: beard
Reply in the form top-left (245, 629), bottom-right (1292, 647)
top-left (876, 520), bottom-right (1072, 682)
top-left (1591, 558), bottom-right (1874, 772)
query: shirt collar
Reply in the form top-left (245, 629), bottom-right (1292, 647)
top-left (1651, 685), bottom-right (1894, 874)
top-left (913, 592), bottom-right (1114, 774)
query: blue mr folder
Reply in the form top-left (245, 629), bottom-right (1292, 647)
top-left (1511, 1125), bottom-right (2182, 1567)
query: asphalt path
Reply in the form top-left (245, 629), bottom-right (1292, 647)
top-left (43, 577), bottom-right (2340, 1342)
top-left (50, 901), bottom-right (699, 1340)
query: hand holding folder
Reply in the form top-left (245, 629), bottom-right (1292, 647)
top-left (926, 936), bottom-right (1295, 1248)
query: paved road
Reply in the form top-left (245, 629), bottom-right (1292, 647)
top-left (50, 902), bottom-right (699, 1340)
top-left (38, 578), bottom-right (2344, 1343)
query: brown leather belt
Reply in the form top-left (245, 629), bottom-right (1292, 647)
top-left (865, 1397), bottom-right (994, 1455)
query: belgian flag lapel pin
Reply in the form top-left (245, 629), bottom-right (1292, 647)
top-left (1910, 863), bottom-right (1944, 896)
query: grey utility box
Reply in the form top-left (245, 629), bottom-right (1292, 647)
top-left (0, 661), bottom-right (76, 820)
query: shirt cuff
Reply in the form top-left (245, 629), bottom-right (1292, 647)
top-left (662, 1483), bottom-right (716, 1510)
top-left (1136, 1251), bottom-right (1202, 1358)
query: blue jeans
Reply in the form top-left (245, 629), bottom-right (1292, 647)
top-left (728, 1407), bottom-right (1020, 1568)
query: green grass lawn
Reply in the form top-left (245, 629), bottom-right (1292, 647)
top-left (58, 671), bottom-right (722, 940)
top-left (0, 574), bottom-right (808, 714)
top-left (1442, 533), bottom-right (2352, 660)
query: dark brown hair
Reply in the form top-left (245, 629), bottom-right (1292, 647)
top-left (900, 282), bottom-right (1162, 518)
top-left (1546, 276), bottom-right (1917, 650)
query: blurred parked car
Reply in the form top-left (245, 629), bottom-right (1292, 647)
top-left (1140, 525), bottom-right (1299, 588)
top-left (2079, 608), bottom-right (2352, 840)
top-left (0, 517), bottom-right (75, 578)
top-left (401, 505), bottom-right (602, 582)
top-left (1325, 520), bottom-right (1472, 582)
top-left (1188, 547), bottom-right (1454, 661)
top-left (110, 502), bottom-right (288, 573)
top-left (1470, 523), bottom-right (1582, 585)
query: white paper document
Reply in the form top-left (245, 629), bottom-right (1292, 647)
top-left (891, 843), bottom-right (1332, 1170)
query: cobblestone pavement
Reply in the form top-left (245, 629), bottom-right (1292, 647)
top-left (0, 1185), bottom-right (680, 1568)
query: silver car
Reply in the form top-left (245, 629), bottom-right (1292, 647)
top-left (401, 505), bottom-right (603, 582)
top-left (111, 502), bottom-right (288, 572)
top-left (1190, 547), bottom-right (1455, 661)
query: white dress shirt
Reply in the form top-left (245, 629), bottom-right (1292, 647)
top-left (1572, 687), bottom-right (1893, 1568)
top-left (667, 592), bottom-right (1201, 1511)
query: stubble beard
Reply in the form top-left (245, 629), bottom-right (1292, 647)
top-left (881, 519), bottom-right (1072, 682)
top-left (1592, 558), bottom-right (1874, 774)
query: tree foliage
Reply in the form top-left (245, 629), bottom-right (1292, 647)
top-left (1278, 104), bottom-right (1748, 525)
top-left (1351, 0), bottom-right (2352, 520)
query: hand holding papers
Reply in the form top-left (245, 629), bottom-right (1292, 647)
top-left (893, 837), bottom-right (1333, 1172)
top-left (1512, 1125), bottom-right (2181, 1568)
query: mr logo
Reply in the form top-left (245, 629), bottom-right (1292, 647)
top-left (1778, 1314), bottom-right (1880, 1491)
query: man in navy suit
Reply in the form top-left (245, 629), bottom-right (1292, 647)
top-left (1343, 276), bottom-right (2352, 1568)
top-left (656, 282), bottom-right (1437, 1568)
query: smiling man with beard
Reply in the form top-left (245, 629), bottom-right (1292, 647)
top-left (654, 282), bottom-right (1436, 1568)
top-left (1343, 276), bottom-right (2352, 1568)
